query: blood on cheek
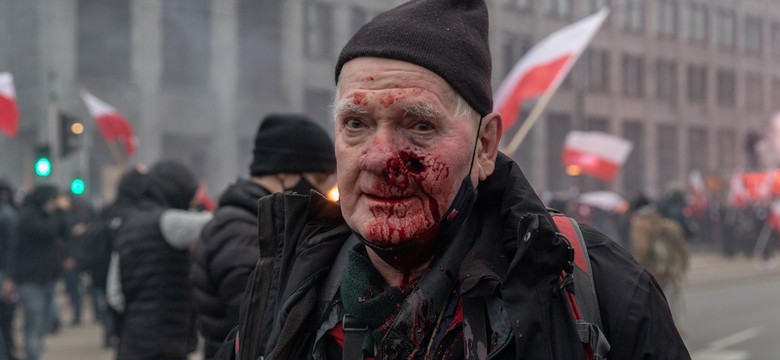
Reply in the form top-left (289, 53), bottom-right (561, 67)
top-left (363, 147), bottom-right (451, 245)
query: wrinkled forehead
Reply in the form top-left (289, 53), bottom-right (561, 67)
top-left (336, 57), bottom-right (459, 108)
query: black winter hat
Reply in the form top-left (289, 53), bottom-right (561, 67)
top-left (250, 114), bottom-right (337, 176)
top-left (336, 0), bottom-right (492, 117)
top-left (24, 184), bottom-right (59, 208)
top-left (146, 160), bottom-right (198, 210)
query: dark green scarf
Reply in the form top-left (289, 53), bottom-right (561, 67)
top-left (340, 218), bottom-right (478, 358)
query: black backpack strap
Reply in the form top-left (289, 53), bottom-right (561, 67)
top-left (342, 314), bottom-right (368, 360)
top-left (549, 209), bottom-right (611, 360)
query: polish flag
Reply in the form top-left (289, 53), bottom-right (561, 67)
top-left (561, 131), bottom-right (632, 182)
top-left (80, 90), bottom-right (136, 157)
top-left (727, 174), bottom-right (749, 208)
top-left (494, 8), bottom-right (609, 129)
top-left (687, 170), bottom-right (708, 217)
top-left (0, 72), bottom-right (19, 138)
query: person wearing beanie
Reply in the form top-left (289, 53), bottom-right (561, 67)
top-left (228, 0), bottom-right (688, 359)
top-left (192, 114), bottom-right (336, 359)
top-left (113, 160), bottom-right (212, 360)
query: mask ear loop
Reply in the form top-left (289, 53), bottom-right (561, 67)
top-left (465, 115), bottom-right (485, 181)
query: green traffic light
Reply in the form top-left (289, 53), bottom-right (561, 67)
top-left (35, 157), bottom-right (52, 177)
top-left (71, 178), bottom-right (85, 195)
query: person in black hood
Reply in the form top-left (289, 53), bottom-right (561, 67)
top-left (10, 185), bottom-right (68, 360)
top-left (114, 160), bottom-right (211, 360)
top-left (191, 114), bottom-right (336, 359)
top-left (226, 0), bottom-right (689, 359)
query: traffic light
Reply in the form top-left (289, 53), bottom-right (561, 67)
top-left (59, 112), bottom-right (84, 157)
top-left (33, 145), bottom-right (52, 177)
top-left (70, 178), bottom-right (85, 195)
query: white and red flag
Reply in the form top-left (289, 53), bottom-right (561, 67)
top-left (80, 90), bottom-right (136, 157)
top-left (494, 8), bottom-right (609, 129)
top-left (562, 131), bottom-right (632, 182)
top-left (727, 173), bottom-right (749, 208)
top-left (0, 72), bottom-right (19, 138)
top-left (687, 171), bottom-right (708, 217)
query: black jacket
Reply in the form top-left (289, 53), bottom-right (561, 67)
top-left (115, 202), bottom-right (197, 360)
top-left (191, 179), bottom-right (269, 358)
top-left (230, 154), bottom-right (690, 360)
top-left (11, 206), bottom-right (66, 284)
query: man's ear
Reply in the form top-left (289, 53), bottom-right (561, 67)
top-left (475, 112), bottom-right (503, 181)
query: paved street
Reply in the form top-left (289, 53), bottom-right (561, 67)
top-left (682, 253), bottom-right (780, 360)
top-left (9, 251), bottom-right (777, 360)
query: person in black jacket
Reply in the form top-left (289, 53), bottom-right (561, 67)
top-left (0, 180), bottom-right (18, 359)
top-left (9, 185), bottom-right (68, 360)
top-left (228, 0), bottom-right (690, 359)
top-left (114, 160), bottom-right (202, 360)
top-left (191, 114), bottom-right (336, 359)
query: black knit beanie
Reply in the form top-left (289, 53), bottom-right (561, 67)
top-left (146, 160), bottom-right (198, 210)
top-left (335, 0), bottom-right (492, 117)
top-left (250, 114), bottom-right (337, 176)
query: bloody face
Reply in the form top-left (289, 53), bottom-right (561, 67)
top-left (335, 57), bottom-right (479, 249)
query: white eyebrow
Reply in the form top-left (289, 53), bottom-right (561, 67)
top-left (403, 103), bottom-right (440, 119)
top-left (334, 99), bottom-right (368, 116)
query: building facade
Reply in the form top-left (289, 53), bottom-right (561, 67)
top-left (0, 0), bottom-right (778, 200)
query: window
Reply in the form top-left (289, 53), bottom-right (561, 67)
top-left (744, 16), bottom-right (763, 53)
top-left (546, 113), bottom-right (572, 192)
top-left (717, 130), bottom-right (736, 173)
top-left (714, 10), bottom-right (735, 48)
top-left (162, 0), bottom-right (211, 88)
top-left (237, 0), bottom-right (282, 98)
top-left (688, 127), bottom-right (708, 173)
top-left (584, 49), bottom-right (610, 92)
top-left (773, 78), bottom-right (780, 108)
top-left (506, 0), bottom-right (532, 11)
top-left (716, 69), bottom-right (736, 108)
top-left (304, 1), bottom-right (334, 59)
top-left (685, 3), bottom-right (707, 43)
top-left (745, 74), bottom-right (764, 111)
top-left (77, 0), bottom-right (131, 81)
top-left (350, 6), bottom-right (369, 34)
top-left (304, 88), bottom-right (335, 128)
top-left (771, 22), bottom-right (780, 55)
top-left (586, 0), bottom-right (609, 14)
top-left (502, 33), bottom-right (531, 77)
top-left (547, 0), bottom-right (572, 18)
top-left (623, 121), bottom-right (645, 196)
top-left (687, 65), bottom-right (707, 104)
top-left (655, 0), bottom-right (676, 37)
top-left (622, 54), bottom-right (645, 97)
top-left (621, 0), bottom-right (645, 32)
top-left (655, 60), bottom-right (677, 104)
top-left (658, 124), bottom-right (679, 189)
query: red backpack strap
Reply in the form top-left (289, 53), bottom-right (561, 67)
top-left (549, 209), bottom-right (611, 360)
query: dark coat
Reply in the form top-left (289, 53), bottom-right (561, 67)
top-left (230, 154), bottom-right (690, 360)
top-left (115, 202), bottom-right (197, 360)
top-left (11, 205), bottom-right (66, 284)
top-left (191, 179), bottom-right (269, 358)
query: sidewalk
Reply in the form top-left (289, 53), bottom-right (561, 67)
top-left (685, 249), bottom-right (780, 291)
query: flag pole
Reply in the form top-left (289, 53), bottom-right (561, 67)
top-left (106, 141), bottom-right (126, 168)
top-left (503, 89), bottom-right (557, 156)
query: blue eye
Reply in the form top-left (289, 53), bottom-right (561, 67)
top-left (345, 118), bottom-right (365, 129)
top-left (413, 122), bottom-right (433, 132)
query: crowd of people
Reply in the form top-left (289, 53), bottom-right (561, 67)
top-left (0, 0), bottom-right (698, 359)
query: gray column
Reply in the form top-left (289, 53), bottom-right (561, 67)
top-left (132, 0), bottom-right (163, 166)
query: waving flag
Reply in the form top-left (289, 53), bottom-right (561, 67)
top-left (80, 91), bottom-right (136, 157)
top-left (0, 72), bottom-right (19, 138)
top-left (495, 8), bottom-right (609, 129)
top-left (562, 131), bottom-right (632, 182)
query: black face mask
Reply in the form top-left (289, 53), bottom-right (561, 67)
top-left (286, 175), bottom-right (317, 195)
top-left (355, 175), bottom-right (478, 270)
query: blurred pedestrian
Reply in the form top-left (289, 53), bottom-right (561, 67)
top-left (95, 167), bottom-right (147, 347)
top-left (61, 195), bottom-right (96, 327)
top-left (0, 180), bottom-right (18, 360)
top-left (114, 160), bottom-right (210, 360)
top-left (631, 202), bottom-right (690, 324)
top-left (191, 114), bottom-right (336, 359)
top-left (9, 185), bottom-right (68, 360)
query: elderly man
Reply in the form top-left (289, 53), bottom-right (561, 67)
top-left (228, 0), bottom-right (689, 359)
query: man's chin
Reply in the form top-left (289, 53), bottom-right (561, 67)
top-left (358, 218), bottom-right (432, 248)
